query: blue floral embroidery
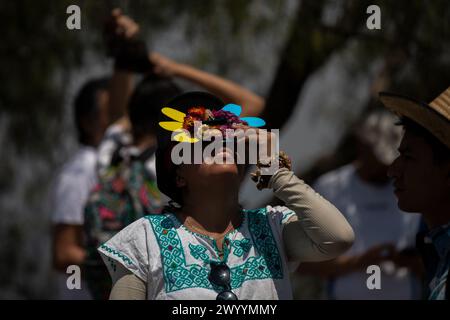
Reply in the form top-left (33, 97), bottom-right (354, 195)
top-left (231, 238), bottom-right (251, 257)
top-left (146, 208), bottom-right (283, 293)
top-left (246, 208), bottom-right (283, 279)
top-left (189, 243), bottom-right (210, 263)
top-left (100, 244), bottom-right (134, 266)
top-left (147, 215), bottom-right (211, 291)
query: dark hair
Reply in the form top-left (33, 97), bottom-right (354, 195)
top-left (398, 117), bottom-right (450, 164)
top-left (155, 91), bottom-right (225, 205)
top-left (74, 77), bottom-right (109, 144)
top-left (128, 75), bottom-right (181, 142)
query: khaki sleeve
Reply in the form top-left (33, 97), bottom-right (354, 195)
top-left (269, 168), bottom-right (355, 263)
top-left (109, 273), bottom-right (147, 300)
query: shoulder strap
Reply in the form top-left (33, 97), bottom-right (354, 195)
top-left (132, 146), bottom-right (157, 163)
top-left (446, 267), bottom-right (449, 300)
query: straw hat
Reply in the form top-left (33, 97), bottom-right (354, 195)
top-left (379, 87), bottom-right (450, 149)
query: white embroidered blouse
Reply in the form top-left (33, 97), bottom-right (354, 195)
top-left (99, 206), bottom-right (296, 299)
top-left (98, 169), bottom-right (355, 299)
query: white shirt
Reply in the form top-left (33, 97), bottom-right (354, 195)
top-left (51, 146), bottom-right (98, 225)
top-left (97, 124), bottom-right (157, 179)
top-left (313, 164), bottom-right (421, 300)
top-left (50, 145), bottom-right (98, 300)
top-left (99, 206), bottom-right (297, 300)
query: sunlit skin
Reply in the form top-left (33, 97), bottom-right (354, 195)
top-left (388, 129), bottom-right (450, 229)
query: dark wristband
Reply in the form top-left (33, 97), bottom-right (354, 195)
top-left (111, 38), bottom-right (153, 73)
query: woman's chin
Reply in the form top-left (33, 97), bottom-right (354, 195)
top-left (202, 161), bottom-right (240, 176)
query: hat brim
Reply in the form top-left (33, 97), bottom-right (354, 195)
top-left (379, 92), bottom-right (450, 149)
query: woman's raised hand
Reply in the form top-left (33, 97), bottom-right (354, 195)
top-left (251, 151), bottom-right (292, 190)
top-left (149, 52), bottom-right (181, 78)
top-left (231, 124), bottom-right (277, 162)
top-left (230, 124), bottom-right (292, 190)
top-left (105, 8), bottom-right (140, 42)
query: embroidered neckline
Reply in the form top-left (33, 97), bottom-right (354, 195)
top-left (145, 208), bottom-right (283, 293)
top-left (167, 210), bottom-right (247, 262)
top-left (167, 210), bottom-right (247, 243)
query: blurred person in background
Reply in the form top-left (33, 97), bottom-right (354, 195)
top-left (298, 109), bottom-right (423, 300)
top-left (81, 9), bottom-right (266, 299)
top-left (50, 77), bottom-right (111, 299)
top-left (49, 9), bottom-right (140, 300)
top-left (380, 87), bottom-right (450, 300)
top-left (82, 74), bottom-right (180, 300)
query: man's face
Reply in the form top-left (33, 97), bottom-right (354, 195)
top-left (388, 129), bottom-right (449, 213)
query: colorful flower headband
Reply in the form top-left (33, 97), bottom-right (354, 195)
top-left (159, 104), bottom-right (265, 143)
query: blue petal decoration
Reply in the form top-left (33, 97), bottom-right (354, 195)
top-left (240, 117), bottom-right (265, 127)
top-left (222, 104), bottom-right (242, 116)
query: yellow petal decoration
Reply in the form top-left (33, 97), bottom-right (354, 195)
top-left (162, 107), bottom-right (186, 122)
top-left (159, 121), bottom-right (183, 132)
top-left (173, 131), bottom-right (199, 143)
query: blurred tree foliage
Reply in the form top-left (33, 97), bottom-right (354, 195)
top-left (0, 0), bottom-right (285, 159)
top-left (0, 0), bottom-right (291, 298)
top-left (0, 0), bottom-right (450, 298)
top-left (2, 0), bottom-right (449, 185)
top-left (264, 0), bottom-right (450, 129)
top-left (263, 0), bottom-right (450, 203)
